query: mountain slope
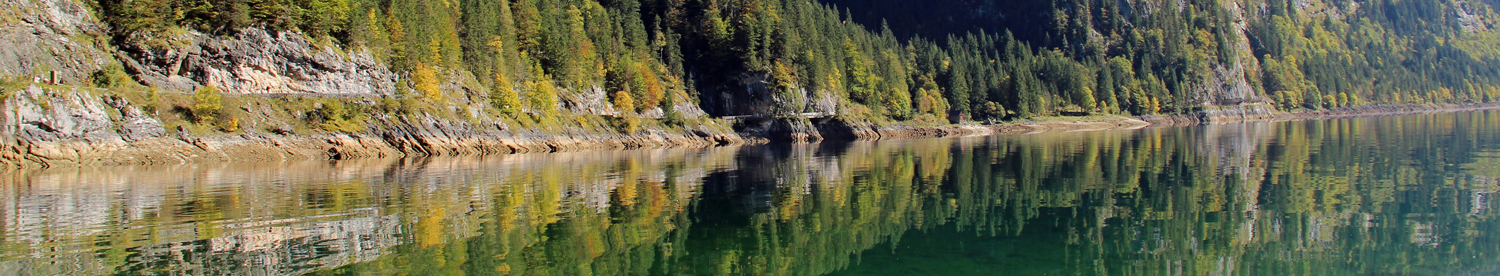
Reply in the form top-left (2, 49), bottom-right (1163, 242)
top-left (4, 0), bottom-right (1500, 137)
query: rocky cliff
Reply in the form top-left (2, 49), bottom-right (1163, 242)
top-left (0, 0), bottom-right (742, 169)
top-left (4, 0), bottom-right (1496, 169)
top-left (118, 28), bottom-right (397, 95)
top-left (0, 85), bottom-right (166, 167)
top-left (0, 0), bottom-right (113, 84)
top-left (0, 84), bottom-right (745, 168)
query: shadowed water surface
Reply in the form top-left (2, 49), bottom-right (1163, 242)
top-left (5, 111), bottom-right (1500, 275)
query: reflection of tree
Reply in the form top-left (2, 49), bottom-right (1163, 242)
top-left (703, 111), bottom-right (1500, 276)
top-left (7, 112), bottom-right (1500, 275)
top-left (318, 149), bottom-right (728, 276)
top-left (0, 148), bottom-right (734, 275)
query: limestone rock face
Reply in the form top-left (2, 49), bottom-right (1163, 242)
top-left (120, 28), bottom-right (397, 95)
top-left (702, 71), bottom-right (835, 118)
top-left (2, 86), bottom-right (127, 143)
top-left (0, 0), bottom-right (114, 83)
top-left (1192, 0), bottom-right (1266, 107)
top-left (562, 86), bottom-right (620, 116)
top-left (103, 95), bottom-right (166, 142)
top-left (641, 93), bottom-right (710, 119)
top-left (1195, 63), bottom-right (1262, 106)
top-left (1, 86), bottom-right (166, 144)
top-left (672, 102), bottom-right (709, 118)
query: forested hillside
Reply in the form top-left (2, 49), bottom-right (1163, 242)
top-left (87, 0), bottom-right (1500, 123)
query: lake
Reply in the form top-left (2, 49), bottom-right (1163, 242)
top-left (5, 111), bottom-right (1500, 275)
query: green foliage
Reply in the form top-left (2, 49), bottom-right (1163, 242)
top-left (315, 99), bottom-right (365, 132)
top-left (90, 64), bottom-right (131, 88)
top-left (913, 72), bottom-right (950, 118)
top-left (94, 0), bottom-right (346, 37)
top-left (91, 0), bottom-right (1500, 125)
top-left (490, 74), bottom-right (522, 116)
top-left (184, 85), bottom-right (241, 132)
top-left (379, 96), bottom-right (422, 117)
top-left (661, 97), bottom-right (685, 127)
top-left (980, 102), bottom-right (1007, 120)
top-left (844, 40), bottom-right (878, 104)
top-left (299, 0), bottom-right (350, 37)
top-left (608, 115), bottom-right (640, 134)
top-left (459, 0), bottom-right (516, 81)
top-left (611, 90), bottom-right (634, 114)
top-left (512, 0), bottom-right (542, 56)
top-left (191, 85), bottom-right (223, 124)
top-left (410, 63), bottom-right (444, 103)
top-left (143, 86), bottom-right (163, 114)
top-left (526, 79), bottom-right (558, 117)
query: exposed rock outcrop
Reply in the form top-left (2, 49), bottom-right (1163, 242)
top-left (1194, 0), bottom-right (1267, 108)
top-left (0, 0), bottom-right (114, 83)
top-left (759, 118), bottom-right (824, 143)
top-left (1139, 104), bottom-right (1278, 126)
top-left (118, 28), bottom-right (397, 95)
top-left (0, 85), bottom-right (746, 169)
top-left (103, 95), bottom-right (166, 141)
top-left (5, 86), bottom-right (126, 143)
top-left (0, 85), bottom-right (172, 167)
top-left (561, 85), bottom-right (620, 116)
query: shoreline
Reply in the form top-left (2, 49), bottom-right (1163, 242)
top-left (1138, 102), bottom-right (1500, 126)
top-left (6, 103), bottom-right (1500, 170)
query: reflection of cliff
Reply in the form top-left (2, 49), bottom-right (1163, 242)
top-left (682, 139), bottom-right (959, 275)
top-left (123, 210), bottom-right (402, 275)
top-left (6, 112), bottom-right (1500, 275)
top-left (806, 112), bottom-right (1500, 275)
top-left (0, 147), bottom-right (736, 275)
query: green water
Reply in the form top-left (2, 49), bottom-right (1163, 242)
top-left (5, 111), bottom-right (1500, 275)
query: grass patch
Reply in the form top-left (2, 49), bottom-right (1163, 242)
top-left (0, 77), bottom-right (26, 102)
top-left (608, 116), bottom-right (643, 134)
top-left (89, 63), bottom-right (132, 89)
top-left (311, 98), bottom-right (370, 133)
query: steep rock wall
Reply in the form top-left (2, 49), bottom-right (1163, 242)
top-left (0, 0), bottom-right (114, 83)
top-left (0, 85), bottom-right (746, 169)
top-left (118, 28), bottom-right (397, 95)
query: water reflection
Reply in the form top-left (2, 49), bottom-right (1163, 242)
top-left (0, 150), bottom-right (734, 275)
top-left (3, 111), bottom-right (1500, 275)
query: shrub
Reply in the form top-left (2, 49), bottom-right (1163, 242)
top-left (662, 109), bottom-right (685, 127)
top-left (380, 96), bottom-right (422, 117)
top-left (216, 112), bottom-right (241, 132)
top-left (91, 64), bottom-right (131, 88)
top-left (191, 86), bottom-right (223, 124)
top-left (318, 99), bottom-right (349, 120)
top-left (660, 93), bottom-right (684, 127)
top-left (143, 86), bottom-right (162, 114)
top-left (981, 102), bottom-right (1008, 120)
top-left (609, 116), bottom-right (641, 134)
top-left (612, 90), bottom-right (635, 114)
top-left (317, 99), bottom-right (366, 132)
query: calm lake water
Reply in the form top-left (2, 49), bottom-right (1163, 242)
top-left (5, 111), bottom-right (1500, 275)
